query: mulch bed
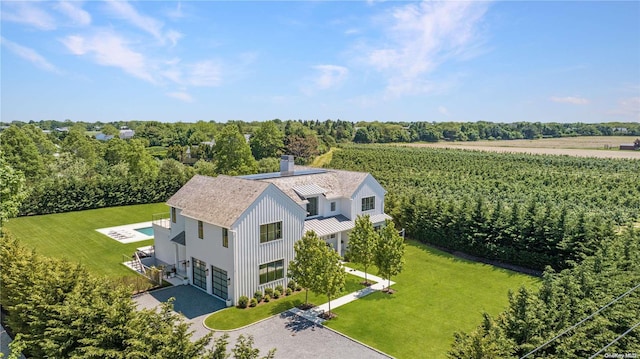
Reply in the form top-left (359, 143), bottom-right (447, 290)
top-left (319, 311), bottom-right (337, 320)
top-left (381, 288), bottom-right (396, 294)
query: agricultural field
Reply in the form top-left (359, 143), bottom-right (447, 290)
top-left (329, 145), bottom-right (640, 270)
top-left (403, 136), bottom-right (640, 159)
top-left (325, 241), bottom-right (540, 358)
top-left (4, 203), bottom-right (168, 280)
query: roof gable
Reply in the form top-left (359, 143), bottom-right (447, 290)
top-left (167, 175), bottom-right (270, 228)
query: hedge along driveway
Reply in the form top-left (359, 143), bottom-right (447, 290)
top-left (4, 203), bottom-right (168, 279)
top-left (324, 240), bottom-right (541, 359)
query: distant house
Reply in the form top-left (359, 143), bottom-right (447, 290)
top-left (152, 155), bottom-right (390, 305)
top-left (119, 129), bottom-right (135, 139)
top-left (55, 127), bottom-right (69, 132)
top-left (619, 139), bottom-right (640, 151)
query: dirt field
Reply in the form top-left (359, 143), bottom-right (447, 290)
top-left (402, 136), bottom-right (640, 159)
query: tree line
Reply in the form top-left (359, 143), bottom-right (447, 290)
top-left (328, 145), bottom-right (640, 271)
top-left (449, 226), bottom-right (640, 357)
top-left (0, 234), bottom-right (275, 359)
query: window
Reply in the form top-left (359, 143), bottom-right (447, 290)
top-left (306, 197), bottom-right (318, 217)
top-left (259, 259), bottom-right (284, 284)
top-left (362, 196), bottom-right (375, 211)
top-left (260, 222), bottom-right (282, 243)
top-left (198, 221), bottom-right (204, 239)
top-left (330, 202), bottom-right (336, 212)
top-left (171, 207), bottom-right (176, 223)
top-left (192, 258), bottom-right (207, 290)
top-left (222, 228), bottom-right (228, 248)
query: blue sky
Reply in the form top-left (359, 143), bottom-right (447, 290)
top-left (1, 1), bottom-right (639, 124)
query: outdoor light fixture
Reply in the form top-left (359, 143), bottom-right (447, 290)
top-left (186, 260), bottom-right (190, 267)
top-left (205, 268), bottom-right (210, 275)
top-left (227, 277), bottom-right (231, 285)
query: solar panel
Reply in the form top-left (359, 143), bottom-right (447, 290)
top-left (238, 168), bottom-right (328, 180)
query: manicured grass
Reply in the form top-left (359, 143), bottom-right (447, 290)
top-left (4, 203), bottom-right (168, 279)
top-left (205, 273), bottom-right (364, 330)
top-left (325, 240), bottom-right (541, 359)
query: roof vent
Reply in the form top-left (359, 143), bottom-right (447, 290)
top-left (280, 155), bottom-right (294, 176)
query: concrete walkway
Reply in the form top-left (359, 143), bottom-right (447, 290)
top-left (288, 266), bottom-right (395, 324)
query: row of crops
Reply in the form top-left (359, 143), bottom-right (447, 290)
top-left (329, 145), bottom-right (640, 270)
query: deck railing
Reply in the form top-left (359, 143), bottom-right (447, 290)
top-left (152, 212), bottom-right (171, 229)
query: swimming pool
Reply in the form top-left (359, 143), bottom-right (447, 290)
top-left (135, 226), bottom-right (154, 236)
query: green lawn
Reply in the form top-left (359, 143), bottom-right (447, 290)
top-left (205, 273), bottom-right (364, 330)
top-left (4, 203), bottom-right (168, 279)
top-left (325, 240), bottom-right (540, 359)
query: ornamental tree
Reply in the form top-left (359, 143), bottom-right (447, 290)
top-left (347, 215), bottom-right (378, 285)
top-left (288, 230), bottom-right (324, 306)
top-left (374, 219), bottom-right (405, 291)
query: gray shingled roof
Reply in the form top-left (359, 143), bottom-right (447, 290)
top-left (259, 167), bottom-right (369, 204)
top-left (167, 175), bottom-right (270, 228)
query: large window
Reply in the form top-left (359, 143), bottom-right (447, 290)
top-left (192, 258), bottom-right (207, 290)
top-left (211, 266), bottom-right (228, 299)
top-left (222, 228), bottom-right (228, 248)
top-left (259, 259), bottom-right (284, 284)
top-left (171, 207), bottom-right (176, 223)
top-left (361, 196), bottom-right (375, 211)
top-left (198, 221), bottom-right (204, 239)
top-left (306, 197), bottom-right (318, 217)
top-left (260, 221), bottom-right (282, 243)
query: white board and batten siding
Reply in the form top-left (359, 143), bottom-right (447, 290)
top-left (232, 184), bottom-right (306, 301)
top-left (153, 207), bottom-right (185, 265)
top-left (184, 218), bottom-right (235, 298)
top-left (351, 174), bottom-right (387, 219)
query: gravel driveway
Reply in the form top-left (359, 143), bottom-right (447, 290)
top-left (134, 286), bottom-right (391, 359)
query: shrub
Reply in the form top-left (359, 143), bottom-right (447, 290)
top-left (263, 294), bottom-right (271, 303)
top-left (287, 280), bottom-right (297, 291)
top-left (249, 298), bottom-right (258, 307)
top-left (273, 290), bottom-right (281, 299)
top-left (295, 284), bottom-right (303, 291)
top-left (285, 287), bottom-right (292, 296)
top-left (238, 295), bottom-right (249, 308)
top-left (275, 284), bottom-right (284, 293)
top-left (264, 287), bottom-right (274, 297)
top-left (254, 290), bottom-right (263, 302)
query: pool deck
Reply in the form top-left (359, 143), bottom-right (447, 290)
top-left (96, 221), bottom-right (154, 244)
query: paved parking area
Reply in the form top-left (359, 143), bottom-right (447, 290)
top-left (134, 285), bottom-right (391, 359)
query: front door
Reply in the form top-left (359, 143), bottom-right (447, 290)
top-left (211, 265), bottom-right (228, 300)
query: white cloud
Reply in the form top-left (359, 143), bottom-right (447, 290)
top-left (1, 2), bottom-right (56, 30)
top-left (61, 31), bottom-right (155, 83)
top-left (54, 1), bottom-right (91, 26)
top-left (166, 91), bottom-right (194, 103)
top-left (313, 65), bottom-right (349, 90)
top-left (104, 0), bottom-right (181, 46)
top-left (186, 61), bottom-right (222, 87)
top-left (166, 30), bottom-right (183, 47)
top-left (438, 106), bottom-right (451, 116)
top-left (608, 97), bottom-right (640, 119)
top-left (1, 36), bottom-right (61, 74)
top-left (366, 1), bottom-right (490, 96)
top-left (550, 96), bottom-right (589, 105)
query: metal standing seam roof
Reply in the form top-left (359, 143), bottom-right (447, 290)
top-left (170, 231), bottom-right (186, 245)
top-left (292, 184), bottom-right (328, 197)
top-left (303, 213), bottom-right (391, 237)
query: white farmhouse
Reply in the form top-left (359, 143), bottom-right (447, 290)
top-left (152, 155), bottom-right (390, 305)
